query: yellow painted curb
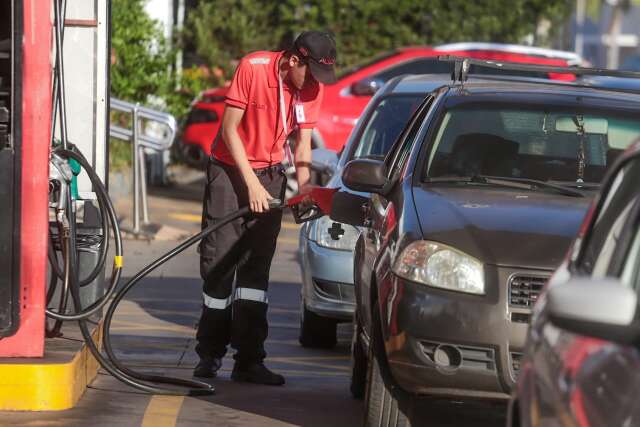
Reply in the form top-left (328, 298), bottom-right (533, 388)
top-left (0, 326), bottom-right (102, 411)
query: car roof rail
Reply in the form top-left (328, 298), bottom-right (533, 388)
top-left (439, 55), bottom-right (640, 83)
top-left (434, 42), bottom-right (582, 65)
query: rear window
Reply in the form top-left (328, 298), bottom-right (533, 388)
top-left (425, 105), bottom-right (640, 184)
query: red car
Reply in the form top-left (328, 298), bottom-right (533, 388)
top-left (175, 42), bottom-right (582, 167)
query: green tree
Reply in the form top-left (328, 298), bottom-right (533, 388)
top-left (187, 0), bottom-right (281, 77)
top-left (111, 0), bottom-right (221, 120)
top-left (187, 0), bottom-right (573, 78)
top-left (111, 0), bottom-right (173, 103)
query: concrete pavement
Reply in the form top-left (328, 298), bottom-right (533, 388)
top-left (0, 169), bottom-right (506, 426)
top-left (1, 172), bottom-right (363, 426)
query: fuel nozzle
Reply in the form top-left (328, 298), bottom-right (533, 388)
top-left (49, 153), bottom-right (74, 214)
top-left (286, 187), bottom-right (338, 224)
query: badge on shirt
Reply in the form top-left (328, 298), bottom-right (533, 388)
top-left (295, 104), bottom-right (306, 123)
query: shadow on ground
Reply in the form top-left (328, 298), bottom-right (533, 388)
top-left (108, 274), bottom-right (362, 427)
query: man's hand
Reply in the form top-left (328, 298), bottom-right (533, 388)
top-left (296, 182), bottom-right (316, 210)
top-left (247, 175), bottom-right (273, 213)
top-left (221, 107), bottom-right (273, 213)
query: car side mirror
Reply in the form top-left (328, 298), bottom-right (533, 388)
top-left (342, 159), bottom-right (387, 194)
top-left (311, 148), bottom-right (339, 176)
top-left (548, 278), bottom-right (640, 345)
top-left (350, 78), bottom-right (384, 96)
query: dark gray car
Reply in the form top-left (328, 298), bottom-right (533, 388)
top-left (508, 141), bottom-right (640, 427)
top-left (333, 73), bottom-right (640, 425)
top-left (298, 76), bottom-right (448, 348)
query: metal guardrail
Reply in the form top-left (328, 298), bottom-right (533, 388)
top-left (109, 98), bottom-right (177, 235)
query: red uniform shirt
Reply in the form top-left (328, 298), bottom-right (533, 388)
top-left (212, 50), bottom-right (324, 168)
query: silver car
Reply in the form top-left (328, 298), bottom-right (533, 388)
top-left (298, 76), bottom-right (446, 348)
top-left (508, 141), bottom-right (640, 426)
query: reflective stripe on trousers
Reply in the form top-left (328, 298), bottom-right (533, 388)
top-left (202, 287), bottom-right (268, 309)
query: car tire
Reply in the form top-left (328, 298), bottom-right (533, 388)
top-left (177, 142), bottom-right (207, 170)
top-left (299, 304), bottom-right (337, 349)
top-left (350, 314), bottom-right (368, 399)
top-left (364, 350), bottom-right (411, 427)
top-left (364, 307), bottom-right (412, 426)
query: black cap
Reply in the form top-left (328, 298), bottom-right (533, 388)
top-left (293, 31), bottom-right (337, 84)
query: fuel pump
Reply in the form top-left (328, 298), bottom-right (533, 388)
top-left (0, 0), bottom-right (51, 358)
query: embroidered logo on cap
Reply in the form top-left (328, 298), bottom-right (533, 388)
top-left (298, 47), bottom-right (309, 56)
top-left (319, 57), bottom-right (335, 65)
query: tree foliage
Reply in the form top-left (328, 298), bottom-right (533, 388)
top-left (110, 0), bottom-right (574, 121)
top-left (111, 0), bottom-right (223, 119)
top-left (111, 0), bottom-right (173, 103)
top-left (187, 0), bottom-right (573, 77)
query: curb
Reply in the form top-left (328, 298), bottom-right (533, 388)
top-left (0, 325), bottom-right (102, 411)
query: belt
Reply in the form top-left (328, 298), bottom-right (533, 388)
top-left (253, 163), bottom-right (284, 176)
top-left (211, 157), bottom-right (283, 176)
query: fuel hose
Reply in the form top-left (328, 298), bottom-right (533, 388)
top-left (47, 144), bottom-right (285, 395)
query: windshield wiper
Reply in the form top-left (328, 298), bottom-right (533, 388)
top-left (426, 175), bottom-right (585, 197)
top-left (548, 180), bottom-right (600, 190)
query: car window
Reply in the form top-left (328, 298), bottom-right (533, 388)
top-left (385, 96), bottom-right (434, 178)
top-left (373, 59), bottom-right (451, 82)
top-left (352, 95), bottom-right (423, 161)
top-left (580, 159), bottom-right (640, 277)
top-left (424, 105), bottom-right (640, 184)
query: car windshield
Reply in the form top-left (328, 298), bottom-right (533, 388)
top-left (425, 105), bottom-right (640, 185)
top-left (352, 95), bottom-right (423, 160)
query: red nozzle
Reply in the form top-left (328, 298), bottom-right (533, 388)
top-left (286, 187), bottom-right (338, 214)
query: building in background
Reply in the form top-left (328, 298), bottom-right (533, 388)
top-left (565, 0), bottom-right (640, 69)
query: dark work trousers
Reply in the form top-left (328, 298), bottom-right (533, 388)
top-left (195, 158), bottom-right (286, 366)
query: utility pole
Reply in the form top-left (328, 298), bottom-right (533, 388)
top-left (575, 0), bottom-right (586, 58)
top-left (176, 0), bottom-right (185, 82)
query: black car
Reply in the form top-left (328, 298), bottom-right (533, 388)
top-left (508, 141), bottom-right (640, 427)
top-left (332, 68), bottom-right (640, 425)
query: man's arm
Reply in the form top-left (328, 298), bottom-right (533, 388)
top-left (294, 128), bottom-right (313, 193)
top-left (221, 106), bottom-right (273, 213)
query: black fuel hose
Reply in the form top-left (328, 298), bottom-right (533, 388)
top-left (101, 206), bottom-right (253, 394)
top-left (46, 147), bottom-right (123, 321)
top-left (47, 149), bottom-right (288, 394)
top-left (99, 196), bottom-right (284, 394)
top-left (46, 0), bottom-right (219, 395)
top-left (46, 224), bottom-right (70, 338)
top-left (47, 234), bottom-right (64, 281)
top-left (76, 204), bottom-right (109, 288)
top-left (46, 0), bottom-right (213, 395)
top-left (46, 235), bottom-right (62, 306)
top-left (46, 170), bottom-right (110, 289)
top-left (62, 185), bottom-right (215, 396)
top-left (47, 145), bottom-right (218, 395)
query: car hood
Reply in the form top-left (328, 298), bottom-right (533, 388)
top-left (412, 185), bottom-right (593, 269)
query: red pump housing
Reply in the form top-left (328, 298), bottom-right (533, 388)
top-left (0, 0), bottom-right (52, 357)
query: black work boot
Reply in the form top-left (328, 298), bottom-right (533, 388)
top-left (193, 357), bottom-right (222, 378)
top-left (231, 362), bottom-right (285, 386)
